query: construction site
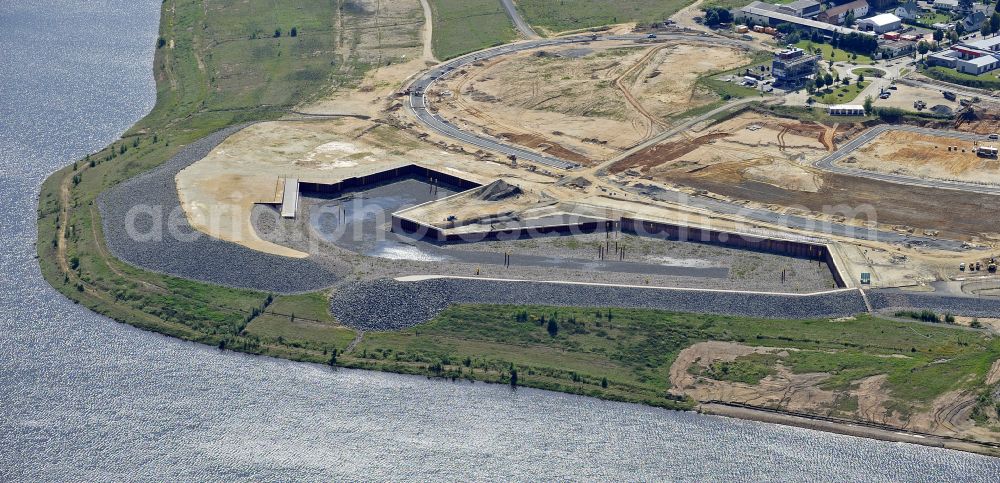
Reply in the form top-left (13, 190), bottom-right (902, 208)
top-left (72, 0), bottom-right (1000, 456)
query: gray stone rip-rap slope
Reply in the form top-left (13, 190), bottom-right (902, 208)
top-left (868, 290), bottom-right (1000, 318)
top-left (330, 278), bottom-right (868, 330)
top-left (97, 124), bottom-right (339, 293)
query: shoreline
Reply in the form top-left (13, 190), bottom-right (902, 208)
top-left (700, 402), bottom-right (1000, 458)
top-left (32, 0), bottom-right (1000, 462)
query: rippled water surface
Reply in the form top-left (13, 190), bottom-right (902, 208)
top-left (3, 1), bottom-right (1000, 480)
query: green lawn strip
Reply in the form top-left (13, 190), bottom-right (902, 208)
top-left (795, 40), bottom-right (873, 65)
top-left (428, 0), bottom-right (515, 59)
top-left (852, 67), bottom-right (885, 78)
top-left (515, 0), bottom-right (693, 34)
top-left (267, 292), bottom-right (337, 323)
top-left (245, 314), bottom-right (355, 352)
top-left (923, 66), bottom-right (1000, 90)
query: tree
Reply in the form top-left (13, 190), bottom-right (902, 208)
top-left (824, 72), bottom-right (834, 87)
top-left (601, 377), bottom-right (609, 388)
top-left (547, 318), bottom-right (559, 337)
top-left (705, 9), bottom-right (720, 26)
top-left (290, 26), bottom-right (298, 37)
top-left (274, 28), bottom-right (282, 38)
top-left (815, 74), bottom-right (826, 89)
top-left (933, 29), bottom-right (944, 42)
top-left (981, 22), bottom-right (991, 38)
top-left (328, 349), bottom-right (338, 366)
top-left (857, 73), bottom-right (865, 83)
top-left (918, 41), bottom-right (930, 57)
top-left (510, 368), bottom-right (518, 387)
top-left (157, 37), bottom-right (166, 49)
top-left (863, 95), bottom-right (874, 115)
top-left (992, 13), bottom-right (1000, 35)
top-left (845, 10), bottom-right (856, 27)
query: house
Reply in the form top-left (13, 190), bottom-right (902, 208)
top-left (778, 0), bottom-right (822, 18)
top-left (932, 22), bottom-right (956, 31)
top-left (960, 11), bottom-right (987, 32)
top-left (933, 0), bottom-right (959, 11)
top-left (895, 1), bottom-right (920, 20)
top-left (816, 0), bottom-right (870, 25)
top-left (828, 104), bottom-right (866, 116)
top-left (858, 13), bottom-right (903, 33)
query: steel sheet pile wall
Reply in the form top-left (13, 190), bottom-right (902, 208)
top-left (621, 217), bottom-right (846, 287)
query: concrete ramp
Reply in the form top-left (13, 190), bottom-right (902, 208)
top-left (281, 178), bottom-right (299, 218)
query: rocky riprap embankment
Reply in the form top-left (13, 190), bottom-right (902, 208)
top-left (329, 277), bottom-right (868, 330)
top-left (868, 291), bottom-right (1000, 318)
top-left (97, 124), bottom-right (339, 293)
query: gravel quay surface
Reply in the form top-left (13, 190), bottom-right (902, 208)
top-left (97, 124), bottom-right (340, 293)
top-left (869, 290), bottom-right (1000, 318)
top-left (330, 278), bottom-right (868, 330)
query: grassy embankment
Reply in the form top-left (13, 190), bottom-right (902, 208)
top-left (427, 0), bottom-right (516, 60)
top-left (36, 0), bottom-right (369, 360)
top-left (353, 306), bottom-right (1000, 418)
top-left (515, 0), bottom-right (694, 34)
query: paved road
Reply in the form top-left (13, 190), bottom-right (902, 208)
top-left (405, 32), bottom-right (977, 250)
top-left (406, 32), bottom-right (725, 170)
top-left (814, 124), bottom-right (1000, 195)
top-left (499, 0), bottom-right (539, 39)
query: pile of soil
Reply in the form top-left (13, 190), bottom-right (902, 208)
top-left (475, 180), bottom-right (522, 202)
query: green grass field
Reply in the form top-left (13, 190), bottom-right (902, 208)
top-left (516, 0), bottom-right (694, 33)
top-left (428, 0), bottom-right (515, 59)
top-left (795, 40), bottom-right (874, 65)
top-left (817, 81), bottom-right (869, 104)
top-left (349, 305), bottom-right (1000, 411)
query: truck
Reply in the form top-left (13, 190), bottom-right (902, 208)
top-left (943, 90), bottom-right (957, 101)
top-left (977, 146), bottom-right (999, 158)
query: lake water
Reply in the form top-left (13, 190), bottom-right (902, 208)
top-left (2, 1), bottom-right (1000, 480)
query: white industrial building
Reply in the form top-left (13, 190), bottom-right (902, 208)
top-left (958, 56), bottom-right (1000, 75)
top-left (857, 13), bottom-right (902, 33)
top-left (928, 36), bottom-right (1000, 75)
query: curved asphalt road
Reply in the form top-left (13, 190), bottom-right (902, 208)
top-left (815, 124), bottom-right (1000, 195)
top-left (406, 32), bottom-right (732, 170)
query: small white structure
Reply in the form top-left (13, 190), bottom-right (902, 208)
top-left (828, 104), bottom-right (866, 116)
top-left (857, 13), bottom-right (902, 33)
top-left (280, 178), bottom-right (299, 218)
